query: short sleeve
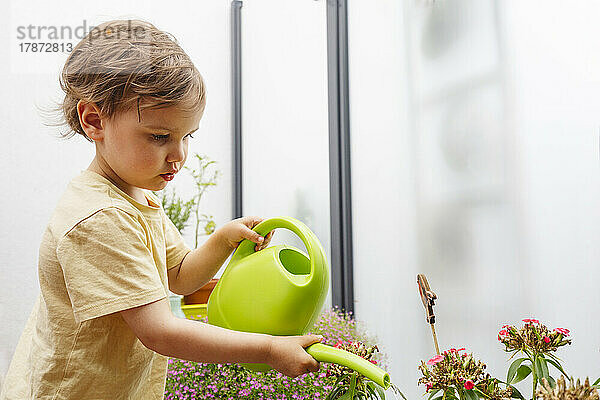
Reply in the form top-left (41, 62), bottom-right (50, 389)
top-left (56, 208), bottom-right (166, 323)
top-left (162, 209), bottom-right (192, 270)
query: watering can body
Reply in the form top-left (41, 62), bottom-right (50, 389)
top-left (207, 216), bottom-right (330, 371)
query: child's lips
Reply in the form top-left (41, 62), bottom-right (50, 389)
top-left (160, 173), bottom-right (175, 181)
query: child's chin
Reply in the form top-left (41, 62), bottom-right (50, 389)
top-left (142, 179), bottom-right (168, 191)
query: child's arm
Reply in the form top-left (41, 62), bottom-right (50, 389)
top-left (120, 297), bottom-right (323, 377)
top-left (167, 216), bottom-right (274, 295)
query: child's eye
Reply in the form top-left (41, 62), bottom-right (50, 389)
top-left (151, 134), bottom-right (169, 142)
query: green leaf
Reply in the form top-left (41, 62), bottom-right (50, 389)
top-left (375, 384), bottom-right (386, 400)
top-left (544, 357), bottom-right (570, 379)
top-left (326, 386), bottom-right (344, 400)
top-left (365, 382), bottom-right (377, 398)
top-left (537, 357), bottom-right (550, 382)
top-left (545, 352), bottom-right (563, 363)
top-left (474, 388), bottom-right (490, 399)
top-left (394, 387), bottom-right (408, 400)
top-left (507, 358), bottom-right (528, 383)
top-left (349, 375), bottom-right (357, 398)
top-left (512, 365), bottom-right (532, 384)
top-left (509, 385), bottom-right (525, 400)
top-left (593, 377), bottom-right (600, 386)
top-left (533, 357), bottom-right (541, 384)
top-left (547, 376), bottom-right (556, 389)
top-left (446, 388), bottom-right (459, 400)
top-left (465, 390), bottom-right (479, 400)
top-left (428, 389), bottom-right (442, 400)
top-left (338, 391), bottom-right (353, 400)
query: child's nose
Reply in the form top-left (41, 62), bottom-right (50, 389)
top-left (167, 142), bottom-right (186, 163)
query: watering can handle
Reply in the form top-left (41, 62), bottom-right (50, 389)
top-left (230, 216), bottom-right (326, 282)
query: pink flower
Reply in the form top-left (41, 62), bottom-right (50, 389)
top-left (554, 328), bottom-right (570, 337)
top-left (523, 318), bottom-right (540, 324)
top-left (464, 380), bottom-right (475, 390)
top-left (426, 382), bottom-right (433, 392)
top-left (427, 355), bottom-right (444, 366)
top-left (448, 348), bottom-right (466, 353)
top-left (543, 336), bottom-right (551, 343)
top-left (369, 359), bottom-right (378, 365)
top-left (498, 329), bottom-right (509, 341)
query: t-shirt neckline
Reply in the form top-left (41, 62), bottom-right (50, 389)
top-left (80, 169), bottom-right (162, 214)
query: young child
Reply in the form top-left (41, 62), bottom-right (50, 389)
top-left (1, 20), bottom-right (322, 399)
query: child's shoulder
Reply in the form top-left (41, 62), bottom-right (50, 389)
top-left (48, 170), bottom-right (148, 239)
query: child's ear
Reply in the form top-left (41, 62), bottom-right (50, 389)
top-left (77, 100), bottom-right (104, 141)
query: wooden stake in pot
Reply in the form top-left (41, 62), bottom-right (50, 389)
top-left (417, 274), bottom-right (440, 355)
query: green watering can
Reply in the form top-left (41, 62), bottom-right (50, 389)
top-left (207, 216), bottom-right (390, 389)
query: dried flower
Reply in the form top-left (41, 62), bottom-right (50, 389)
top-left (537, 376), bottom-right (599, 400)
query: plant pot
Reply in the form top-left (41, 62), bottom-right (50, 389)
top-left (183, 278), bottom-right (219, 305)
top-left (181, 303), bottom-right (208, 319)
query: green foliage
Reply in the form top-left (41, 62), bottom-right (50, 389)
top-left (153, 153), bottom-right (219, 245)
top-left (156, 187), bottom-right (196, 233)
top-left (184, 153), bottom-right (219, 248)
top-left (164, 307), bottom-right (393, 400)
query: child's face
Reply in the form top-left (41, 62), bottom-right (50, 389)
top-left (91, 104), bottom-right (201, 198)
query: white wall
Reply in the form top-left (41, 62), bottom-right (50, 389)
top-left (0, 0), bottom-right (233, 380)
top-left (347, 0), bottom-right (422, 394)
top-left (503, 0), bottom-right (600, 377)
top-left (349, 1), bottom-right (600, 398)
top-left (239, 0), bottom-right (332, 306)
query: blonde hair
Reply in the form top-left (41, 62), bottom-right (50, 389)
top-left (57, 19), bottom-right (206, 142)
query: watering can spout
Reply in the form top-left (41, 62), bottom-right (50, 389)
top-left (306, 343), bottom-right (391, 389)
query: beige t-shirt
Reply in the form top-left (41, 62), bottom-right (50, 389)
top-left (1, 170), bottom-right (192, 400)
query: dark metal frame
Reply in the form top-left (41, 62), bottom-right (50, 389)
top-left (232, 0), bottom-right (243, 219)
top-left (230, 0), bottom-right (354, 313)
top-left (326, 0), bottom-right (354, 313)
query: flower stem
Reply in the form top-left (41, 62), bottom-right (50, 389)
top-left (531, 354), bottom-right (538, 400)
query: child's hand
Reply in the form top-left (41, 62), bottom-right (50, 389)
top-left (218, 216), bottom-right (275, 252)
top-left (267, 334), bottom-right (323, 378)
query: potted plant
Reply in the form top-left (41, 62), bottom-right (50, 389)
top-left (498, 319), bottom-right (572, 399)
top-left (324, 341), bottom-right (405, 400)
top-left (419, 348), bottom-right (512, 400)
top-left (417, 318), bottom-right (600, 400)
top-left (164, 307), bottom-right (401, 399)
top-left (154, 153), bottom-right (220, 318)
